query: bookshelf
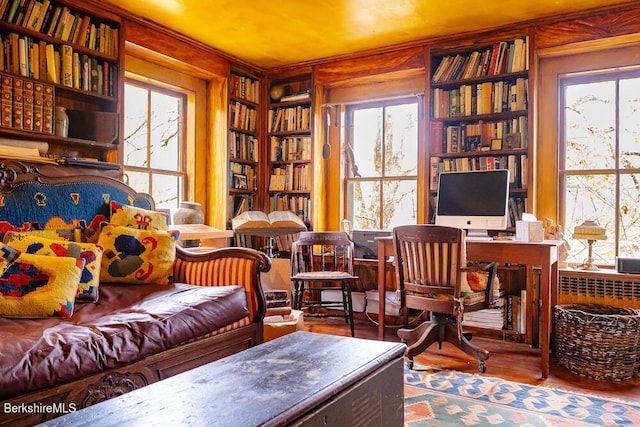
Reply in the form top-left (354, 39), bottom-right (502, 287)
top-left (267, 74), bottom-right (313, 224)
top-left (0, 0), bottom-right (121, 162)
top-left (227, 70), bottom-right (260, 224)
top-left (428, 36), bottom-right (531, 231)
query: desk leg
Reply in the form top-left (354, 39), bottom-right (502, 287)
top-left (540, 259), bottom-right (554, 379)
top-left (378, 239), bottom-right (386, 341)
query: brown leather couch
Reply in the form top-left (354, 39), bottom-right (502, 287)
top-left (0, 161), bottom-right (271, 425)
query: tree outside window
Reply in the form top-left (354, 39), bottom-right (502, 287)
top-left (345, 100), bottom-right (418, 230)
top-left (123, 80), bottom-right (187, 215)
top-left (561, 73), bottom-right (640, 266)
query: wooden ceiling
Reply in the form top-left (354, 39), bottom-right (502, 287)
top-left (105, 0), bottom-right (633, 69)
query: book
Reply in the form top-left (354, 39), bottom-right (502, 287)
top-left (42, 83), bottom-right (53, 134)
top-left (1, 74), bottom-right (12, 128)
top-left (231, 210), bottom-right (307, 236)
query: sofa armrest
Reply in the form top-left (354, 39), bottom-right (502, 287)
top-left (173, 246), bottom-right (271, 323)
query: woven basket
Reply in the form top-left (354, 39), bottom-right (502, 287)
top-left (554, 304), bottom-right (640, 381)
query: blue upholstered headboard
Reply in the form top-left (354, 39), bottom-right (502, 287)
top-left (0, 160), bottom-right (154, 239)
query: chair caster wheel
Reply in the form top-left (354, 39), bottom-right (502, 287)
top-left (478, 361), bottom-right (486, 373)
top-left (407, 359), bottom-right (414, 369)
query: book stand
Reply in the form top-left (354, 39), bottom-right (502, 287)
top-left (234, 227), bottom-right (305, 258)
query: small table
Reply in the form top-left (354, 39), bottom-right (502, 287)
top-left (169, 223), bottom-right (233, 248)
top-left (40, 331), bottom-right (406, 426)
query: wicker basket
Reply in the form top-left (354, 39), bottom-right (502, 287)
top-left (554, 304), bottom-right (640, 381)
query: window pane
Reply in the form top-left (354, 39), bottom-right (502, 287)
top-left (352, 108), bottom-right (382, 178)
top-left (348, 180), bottom-right (380, 229)
top-left (564, 174), bottom-right (615, 265)
top-left (124, 171), bottom-right (149, 195)
top-left (619, 173), bottom-right (640, 257)
top-left (124, 85), bottom-right (149, 167)
top-left (564, 81), bottom-right (615, 170)
top-left (619, 77), bottom-right (640, 169)
top-left (153, 173), bottom-right (181, 213)
top-left (150, 92), bottom-right (180, 170)
top-left (385, 104), bottom-right (417, 176)
top-left (383, 179), bottom-right (417, 229)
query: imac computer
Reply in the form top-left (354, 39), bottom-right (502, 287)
top-left (435, 169), bottom-right (510, 241)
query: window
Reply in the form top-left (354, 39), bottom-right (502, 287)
top-left (123, 80), bottom-right (187, 214)
top-left (344, 100), bottom-right (418, 230)
top-left (561, 71), bottom-right (640, 265)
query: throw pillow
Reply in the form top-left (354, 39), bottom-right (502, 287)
top-left (109, 200), bottom-right (169, 231)
top-left (1, 243), bottom-right (21, 275)
top-left (0, 253), bottom-right (85, 318)
top-left (4, 232), bottom-right (104, 302)
top-left (98, 224), bottom-right (178, 285)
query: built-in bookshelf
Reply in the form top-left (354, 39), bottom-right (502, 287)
top-left (267, 73), bottom-right (313, 224)
top-left (428, 36), bottom-right (531, 230)
top-left (227, 70), bottom-right (260, 223)
top-left (0, 0), bottom-right (121, 162)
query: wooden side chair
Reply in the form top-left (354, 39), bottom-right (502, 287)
top-left (393, 224), bottom-right (498, 372)
top-left (290, 231), bottom-right (359, 337)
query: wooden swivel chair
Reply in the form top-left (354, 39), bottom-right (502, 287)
top-left (393, 224), bottom-right (497, 372)
top-left (290, 231), bottom-right (359, 337)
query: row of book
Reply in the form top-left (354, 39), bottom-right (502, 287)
top-left (1, 72), bottom-right (53, 133)
top-left (269, 163), bottom-right (310, 192)
top-left (228, 131), bottom-right (257, 161)
top-left (436, 118), bottom-right (528, 153)
top-left (1, 0), bottom-right (118, 56)
top-left (230, 73), bottom-right (259, 103)
top-left (229, 101), bottom-right (257, 133)
top-left (268, 106), bottom-right (311, 133)
top-left (461, 290), bottom-right (527, 334)
top-left (432, 37), bottom-right (529, 83)
top-left (269, 195), bottom-right (310, 223)
top-left (432, 78), bottom-right (528, 118)
top-left (229, 161), bottom-right (256, 191)
top-left (0, 33), bottom-right (115, 96)
top-left (269, 136), bottom-right (311, 162)
top-left (430, 154), bottom-right (528, 190)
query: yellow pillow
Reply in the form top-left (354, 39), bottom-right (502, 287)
top-left (3, 232), bottom-right (104, 302)
top-left (98, 224), bottom-right (178, 285)
top-left (0, 253), bottom-right (84, 318)
top-left (110, 200), bottom-right (169, 231)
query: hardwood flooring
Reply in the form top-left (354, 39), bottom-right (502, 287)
top-left (302, 315), bottom-right (640, 401)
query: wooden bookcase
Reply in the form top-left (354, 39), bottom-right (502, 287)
top-left (267, 73), bottom-right (313, 224)
top-left (227, 69), bottom-right (260, 224)
top-left (428, 36), bottom-right (531, 230)
top-left (0, 0), bottom-right (122, 162)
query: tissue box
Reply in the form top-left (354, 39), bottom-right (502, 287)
top-left (516, 220), bottom-right (544, 242)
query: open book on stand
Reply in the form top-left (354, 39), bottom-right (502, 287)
top-left (231, 210), bottom-right (307, 237)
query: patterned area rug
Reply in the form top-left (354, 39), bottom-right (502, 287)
top-left (404, 367), bottom-right (640, 426)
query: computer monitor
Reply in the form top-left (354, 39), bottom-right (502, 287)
top-left (435, 169), bottom-right (510, 241)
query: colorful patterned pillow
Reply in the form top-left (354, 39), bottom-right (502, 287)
top-left (1, 243), bottom-right (21, 275)
top-left (98, 224), bottom-right (178, 285)
top-left (3, 232), bottom-right (104, 302)
top-left (0, 253), bottom-right (85, 318)
top-left (110, 201), bottom-right (169, 231)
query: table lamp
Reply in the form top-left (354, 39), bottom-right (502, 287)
top-left (572, 220), bottom-right (607, 270)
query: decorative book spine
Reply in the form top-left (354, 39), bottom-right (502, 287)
top-left (22, 79), bottom-right (34, 131)
top-left (42, 83), bottom-right (53, 134)
top-left (12, 77), bottom-right (23, 129)
top-left (33, 82), bottom-right (44, 132)
top-left (1, 74), bottom-right (12, 128)
top-left (60, 45), bottom-right (73, 87)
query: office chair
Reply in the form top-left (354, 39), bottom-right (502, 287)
top-left (393, 224), bottom-right (497, 372)
top-left (290, 231), bottom-right (359, 337)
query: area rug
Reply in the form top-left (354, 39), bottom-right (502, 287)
top-left (404, 367), bottom-right (640, 426)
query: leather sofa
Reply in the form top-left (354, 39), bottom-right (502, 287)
top-left (0, 160), bottom-right (270, 425)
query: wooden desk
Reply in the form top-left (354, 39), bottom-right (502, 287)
top-left (377, 236), bottom-right (560, 379)
top-left (41, 332), bottom-right (406, 426)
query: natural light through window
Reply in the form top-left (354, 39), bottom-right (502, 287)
top-left (123, 81), bottom-right (187, 214)
top-left (345, 100), bottom-right (418, 230)
top-left (561, 74), bottom-right (640, 266)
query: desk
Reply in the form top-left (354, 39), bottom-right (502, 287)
top-left (169, 224), bottom-right (233, 248)
top-left (377, 236), bottom-right (560, 379)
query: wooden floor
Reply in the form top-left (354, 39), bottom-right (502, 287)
top-left (302, 315), bottom-right (640, 401)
